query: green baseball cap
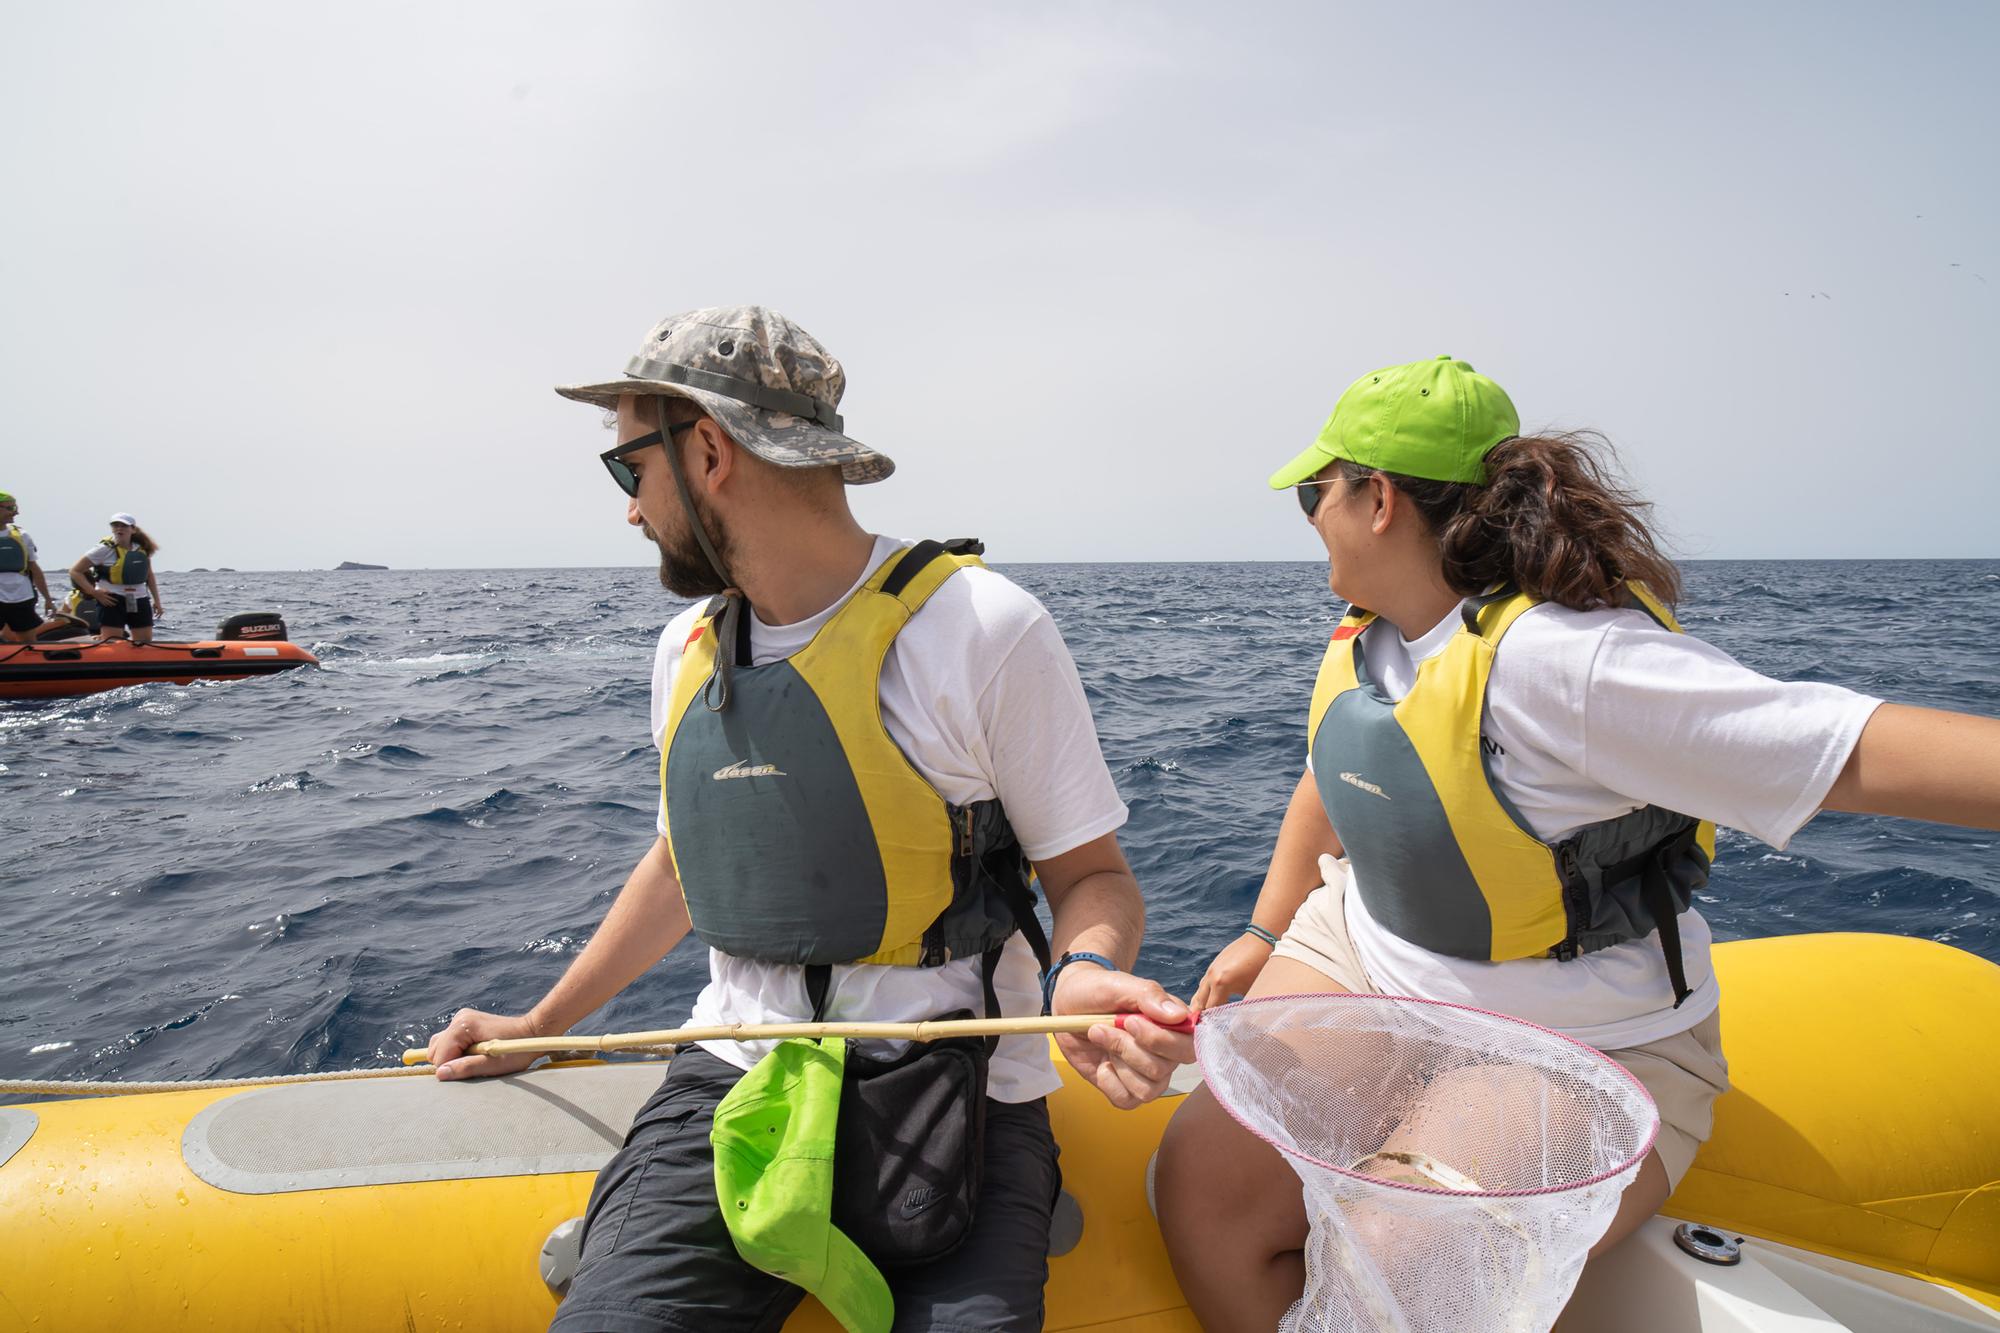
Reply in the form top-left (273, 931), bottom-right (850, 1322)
top-left (712, 1037), bottom-right (892, 1333)
top-left (1269, 355), bottom-right (1520, 488)
top-left (0, 491), bottom-right (16, 506)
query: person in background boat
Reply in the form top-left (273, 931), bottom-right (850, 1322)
top-left (0, 490), bottom-right (71, 643)
top-left (70, 514), bottom-right (162, 645)
top-left (424, 306), bottom-right (1194, 1333)
top-left (47, 588), bottom-right (102, 640)
top-left (1154, 356), bottom-right (2000, 1331)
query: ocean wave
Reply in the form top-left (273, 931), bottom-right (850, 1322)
top-left (384, 651), bottom-right (500, 667)
top-left (248, 771), bottom-right (318, 793)
top-left (398, 786), bottom-right (538, 828)
top-left (359, 743), bottom-right (428, 766)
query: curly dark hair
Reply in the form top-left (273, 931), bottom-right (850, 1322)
top-left (1337, 431), bottom-right (1680, 610)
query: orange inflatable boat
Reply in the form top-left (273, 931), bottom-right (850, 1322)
top-left (0, 614), bottom-right (317, 700)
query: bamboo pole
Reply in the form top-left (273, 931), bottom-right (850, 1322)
top-left (401, 1011), bottom-right (1195, 1066)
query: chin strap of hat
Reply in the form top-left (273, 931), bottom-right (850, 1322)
top-left (656, 398), bottom-right (744, 713)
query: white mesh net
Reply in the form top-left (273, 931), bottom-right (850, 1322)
top-left (1196, 994), bottom-right (1658, 1333)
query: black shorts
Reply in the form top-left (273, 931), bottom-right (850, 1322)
top-left (550, 1047), bottom-right (1062, 1333)
top-left (0, 598), bottom-right (38, 633)
top-left (98, 593), bottom-right (154, 629)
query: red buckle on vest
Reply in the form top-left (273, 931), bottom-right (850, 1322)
top-left (1331, 624), bottom-right (1363, 642)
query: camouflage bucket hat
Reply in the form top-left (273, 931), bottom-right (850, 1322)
top-left (556, 305), bottom-right (893, 485)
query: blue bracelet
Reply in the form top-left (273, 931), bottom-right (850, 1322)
top-left (1245, 923), bottom-right (1281, 948)
top-left (1041, 950), bottom-right (1118, 1015)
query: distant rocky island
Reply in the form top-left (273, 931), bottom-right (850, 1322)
top-left (186, 567), bottom-right (238, 573)
top-left (335, 561), bottom-right (389, 571)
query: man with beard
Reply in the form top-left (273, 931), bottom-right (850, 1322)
top-left (426, 306), bottom-right (1192, 1333)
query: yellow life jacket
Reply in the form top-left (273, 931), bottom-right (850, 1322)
top-left (1307, 584), bottom-right (1717, 1004)
top-left (99, 539), bottom-right (150, 586)
top-left (0, 525), bottom-right (26, 576)
top-left (658, 540), bottom-right (1046, 970)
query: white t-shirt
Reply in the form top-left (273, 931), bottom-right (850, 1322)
top-left (84, 543), bottom-right (150, 597)
top-left (650, 535), bottom-right (1130, 1102)
top-left (0, 527), bottom-right (38, 603)
top-left (1324, 599), bottom-right (1881, 1050)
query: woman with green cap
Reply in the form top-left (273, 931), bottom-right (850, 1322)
top-left (1152, 356), bottom-right (2000, 1328)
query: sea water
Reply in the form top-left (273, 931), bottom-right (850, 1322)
top-left (2, 560), bottom-right (1995, 1086)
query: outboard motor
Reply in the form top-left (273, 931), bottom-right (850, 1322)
top-left (215, 612), bottom-right (289, 642)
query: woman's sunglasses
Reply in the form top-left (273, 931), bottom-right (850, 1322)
top-left (1295, 476), bottom-right (1347, 519)
top-left (599, 419), bottom-right (703, 498)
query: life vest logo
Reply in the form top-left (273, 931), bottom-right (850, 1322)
top-left (712, 761), bottom-right (786, 780)
top-left (1338, 771), bottom-right (1391, 800)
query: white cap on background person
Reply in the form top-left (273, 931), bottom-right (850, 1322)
top-left (108, 512), bottom-right (137, 526)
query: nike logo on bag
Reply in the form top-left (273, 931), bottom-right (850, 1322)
top-left (712, 761), bottom-right (786, 780)
top-left (901, 1186), bottom-right (945, 1218)
top-left (1338, 772), bottom-right (1391, 800)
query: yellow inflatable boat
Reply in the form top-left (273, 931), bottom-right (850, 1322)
top-left (3, 933), bottom-right (1996, 1331)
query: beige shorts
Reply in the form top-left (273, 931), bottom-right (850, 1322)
top-left (1271, 873), bottom-right (1730, 1188)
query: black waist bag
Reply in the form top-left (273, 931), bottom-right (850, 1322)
top-left (829, 1012), bottom-right (990, 1268)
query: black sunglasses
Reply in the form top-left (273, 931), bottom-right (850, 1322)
top-left (600, 420), bottom-right (702, 498)
top-left (1295, 475), bottom-right (1347, 519)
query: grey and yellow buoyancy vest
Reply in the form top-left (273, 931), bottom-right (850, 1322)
top-left (97, 540), bottom-right (151, 586)
top-left (1308, 584), bottom-right (1716, 1005)
top-left (0, 526), bottom-right (26, 575)
top-left (659, 540), bottom-right (1047, 971)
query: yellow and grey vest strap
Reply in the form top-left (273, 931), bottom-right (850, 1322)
top-left (1623, 581), bottom-right (1682, 632)
top-left (1458, 584), bottom-right (1541, 641)
top-left (1307, 608), bottom-right (1375, 736)
top-left (876, 538), bottom-right (983, 610)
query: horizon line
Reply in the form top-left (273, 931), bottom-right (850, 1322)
top-left (160, 555), bottom-right (2000, 574)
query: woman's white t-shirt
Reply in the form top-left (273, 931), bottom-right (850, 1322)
top-left (650, 535), bottom-right (1130, 1103)
top-left (1327, 600), bottom-right (1881, 1050)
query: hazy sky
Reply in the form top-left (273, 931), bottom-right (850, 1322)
top-left (3, 1), bottom-right (1994, 570)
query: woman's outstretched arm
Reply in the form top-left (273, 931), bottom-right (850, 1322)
top-left (1822, 703), bottom-right (2000, 828)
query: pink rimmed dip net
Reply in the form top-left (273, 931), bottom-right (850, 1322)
top-left (1196, 993), bottom-right (1659, 1333)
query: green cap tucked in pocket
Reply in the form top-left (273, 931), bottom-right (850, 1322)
top-left (712, 1037), bottom-right (892, 1333)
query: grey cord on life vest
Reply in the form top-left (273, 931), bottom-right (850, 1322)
top-left (656, 398), bottom-right (743, 712)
